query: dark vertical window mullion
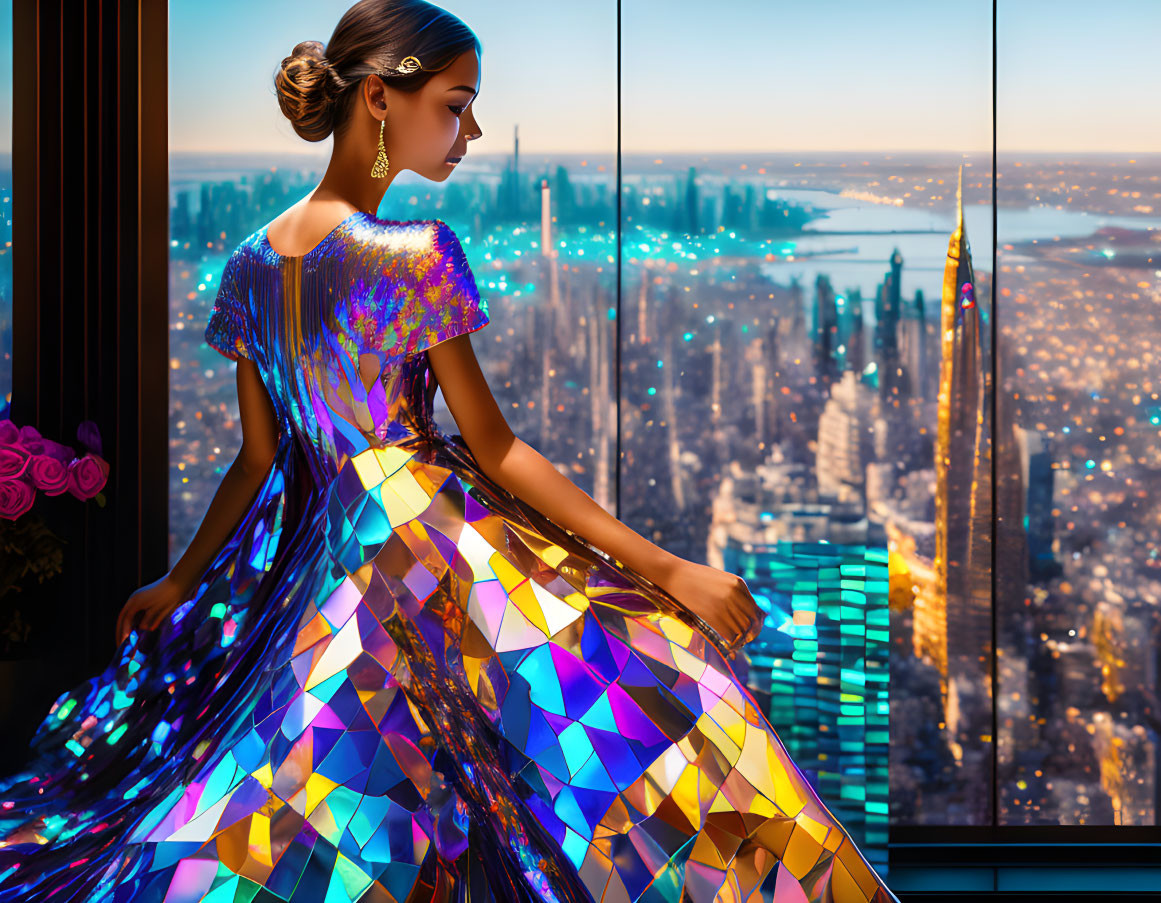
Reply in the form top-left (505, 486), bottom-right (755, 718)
top-left (34, 3), bottom-right (41, 417)
top-left (991, 0), bottom-right (999, 829)
top-left (57, 0), bottom-right (63, 441)
top-left (95, 0), bottom-right (108, 658)
top-left (614, 0), bottom-right (622, 522)
top-left (142, 0), bottom-right (169, 586)
top-left (82, 0), bottom-right (92, 652)
top-left (117, 0), bottom-right (128, 586)
top-left (41, 3), bottom-right (59, 440)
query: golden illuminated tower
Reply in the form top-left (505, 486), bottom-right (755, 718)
top-left (923, 165), bottom-right (992, 695)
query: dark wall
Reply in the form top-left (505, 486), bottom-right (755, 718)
top-left (2, 0), bottom-right (169, 772)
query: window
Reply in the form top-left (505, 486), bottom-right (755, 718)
top-left (995, 0), bottom-right (1161, 827)
top-left (618, 3), bottom-right (993, 868)
top-left (164, 0), bottom-right (1161, 858)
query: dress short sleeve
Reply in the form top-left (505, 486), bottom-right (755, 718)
top-left (393, 219), bottom-right (489, 359)
top-left (204, 252), bottom-right (252, 362)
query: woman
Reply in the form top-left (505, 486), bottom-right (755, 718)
top-left (0, 1), bottom-right (900, 900)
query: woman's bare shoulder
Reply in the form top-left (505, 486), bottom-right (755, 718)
top-left (263, 202), bottom-right (354, 255)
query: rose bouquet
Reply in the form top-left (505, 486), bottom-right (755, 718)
top-left (0, 402), bottom-right (110, 656)
top-left (0, 416), bottom-right (109, 519)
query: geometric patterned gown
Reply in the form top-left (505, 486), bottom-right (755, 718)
top-left (0, 211), bottom-right (901, 902)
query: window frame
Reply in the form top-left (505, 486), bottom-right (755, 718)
top-left (10, 2), bottom-right (1161, 890)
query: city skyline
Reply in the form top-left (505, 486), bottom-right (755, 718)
top-left (161, 141), bottom-right (1161, 833)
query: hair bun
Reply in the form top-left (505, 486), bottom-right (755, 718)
top-left (273, 2), bottom-right (481, 146)
top-left (274, 39), bottom-right (338, 143)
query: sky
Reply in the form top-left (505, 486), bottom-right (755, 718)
top-left (1, 1), bottom-right (1156, 158)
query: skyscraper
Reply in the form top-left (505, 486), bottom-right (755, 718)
top-left (931, 165), bottom-right (993, 700)
top-left (875, 249), bottom-right (904, 402)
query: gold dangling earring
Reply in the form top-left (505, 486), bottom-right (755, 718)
top-left (371, 118), bottom-right (390, 178)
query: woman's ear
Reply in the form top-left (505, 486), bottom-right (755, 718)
top-left (363, 74), bottom-right (388, 114)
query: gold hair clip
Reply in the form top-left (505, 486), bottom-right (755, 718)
top-left (395, 56), bottom-right (422, 75)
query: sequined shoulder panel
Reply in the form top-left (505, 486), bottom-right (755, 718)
top-left (209, 215), bottom-right (489, 367)
top-left (327, 216), bottom-right (490, 365)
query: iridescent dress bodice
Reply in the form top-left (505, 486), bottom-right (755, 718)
top-left (206, 211), bottom-right (491, 573)
top-left (205, 210), bottom-right (490, 487)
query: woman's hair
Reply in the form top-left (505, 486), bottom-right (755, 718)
top-left (274, 0), bottom-right (481, 143)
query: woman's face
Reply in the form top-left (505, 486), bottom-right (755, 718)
top-left (377, 49), bottom-right (482, 183)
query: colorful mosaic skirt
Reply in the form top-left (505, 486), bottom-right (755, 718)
top-left (0, 431), bottom-right (899, 902)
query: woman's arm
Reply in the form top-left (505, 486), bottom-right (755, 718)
top-left (426, 334), bottom-right (677, 584)
top-left (168, 358), bottom-right (280, 594)
top-left (118, 358), bottom-right (280, 642)
top-left (427, 334), bottom-right (763, 647)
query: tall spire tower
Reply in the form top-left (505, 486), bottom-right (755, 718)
top-left (925, 165), bottom-right (993, 707)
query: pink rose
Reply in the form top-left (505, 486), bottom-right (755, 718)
top-left (66, 452), bottom-right (110, 501)
top-left (29, 453), bottom-right (70, 495)
top-left (0, 444), bottom-right (31, 480)
top-left (0, 475), bottom-right (35, 520)
top-left (0, 420), bottom-right (18, 445)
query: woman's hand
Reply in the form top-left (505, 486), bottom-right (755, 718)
top-left (115, 574), bottom-right (190, 645)
top-left (654, 559), bottom-right (763, 655)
